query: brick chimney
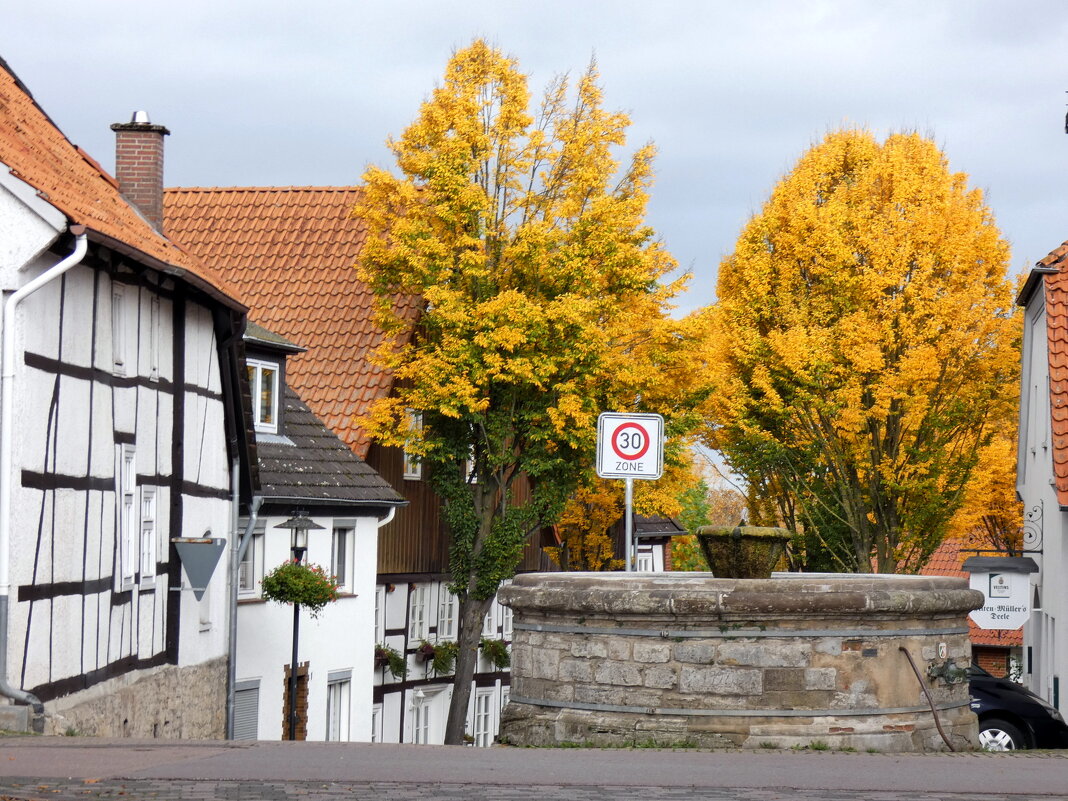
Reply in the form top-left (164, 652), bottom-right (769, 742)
top-left (110, 111), bottom-right (170, 232)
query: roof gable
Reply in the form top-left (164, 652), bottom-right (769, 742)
top-left (164, 186), bottom-right (419, 458)
top-left (0, 58), bottom-right (241, 308)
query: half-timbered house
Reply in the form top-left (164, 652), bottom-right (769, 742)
top-left (0, 57), bottom-right (253, 735)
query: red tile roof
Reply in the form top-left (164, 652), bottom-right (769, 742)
top-left (164, 187), bottom-right (419, 458)
top-left (1036, 242), bottom-right (1068, 507)
top-left (920, 538), bottom-right (1022, 648)
top-left (0, 59), bottom-right (241, 308)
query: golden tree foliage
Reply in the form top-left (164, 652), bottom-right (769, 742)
top-left (551, 459), bottom-right (702, 571)
top-left (355, 40), bottom-right (694, 743)
top-left (947, 430), bottom-right (1023, 557)
top-left (707, 129), bottom-right (1018, 573)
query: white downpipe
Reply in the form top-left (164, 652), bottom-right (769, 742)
top-left (0, 228), bottom-right (88, 722)
top-left (376, 507), bottom-right (396, 529)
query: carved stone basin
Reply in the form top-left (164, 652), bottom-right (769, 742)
top-left (696, 525), bottom-right (791, 578)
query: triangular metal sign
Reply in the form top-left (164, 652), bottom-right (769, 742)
top-left (172, 537), bottom-right (226, 601)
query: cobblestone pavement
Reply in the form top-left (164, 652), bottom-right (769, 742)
top-left (0, 777), bottom-right (1064, 801)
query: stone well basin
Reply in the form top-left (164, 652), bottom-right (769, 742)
top-left (498, 572), bottom-right (984, 752)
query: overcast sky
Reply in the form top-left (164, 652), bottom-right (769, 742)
top-left (4, 1), bottom-right (1067, 314)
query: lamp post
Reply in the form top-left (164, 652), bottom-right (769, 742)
top-left (276, 510), bottom-right (325, 741)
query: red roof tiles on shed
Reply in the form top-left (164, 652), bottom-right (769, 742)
top-left (164, 186), bottom-right (418, 458)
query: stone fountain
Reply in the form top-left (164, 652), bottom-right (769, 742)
top-left (498, 570), bottom-right (983, 752)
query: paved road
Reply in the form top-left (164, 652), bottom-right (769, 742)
top-left (1, 737), bottom-right (1067, 800)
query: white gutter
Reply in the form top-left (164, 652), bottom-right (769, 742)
top-left (376, 507), bottom-right (396, 529)
top-left (0, 227), bottom-right (88, 727)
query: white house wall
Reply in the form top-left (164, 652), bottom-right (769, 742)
top-left (1018, 292), bottom-right (1065, 707)
top-left (2, 218), bottom-right (235, 735)
top-left (235, 511), bottom-right (379, 742)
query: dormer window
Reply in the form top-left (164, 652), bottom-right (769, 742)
top-left (247, 359), bottom-right (279, 434)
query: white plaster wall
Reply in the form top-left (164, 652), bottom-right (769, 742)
top-left (0, 168), bottom-right (65, 286)
top-left (235, 511), bottom-right (380, 741)
top-left (1018, 295), bottom-right (1066, 703)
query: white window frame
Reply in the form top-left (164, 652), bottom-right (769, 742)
top-left (409, 584), bottom-right (428, 641)
top-left (247, 359), bottom-right (280, 434)
top-left (326, 672), bottom-right (352, 742)
top-left (112, 284), bottom-right (126, 375)
top-left (332, 526), bottom-right (353, 593)
top-left (374, 585), bottom-right (386, 643)
top-left (482, 602), bottom-right (497, 638)
top-left (501, 598), bottom-right (513, 640)
top-left (148, 295), bottom-right (160, 382)
top-left (403, 410), bottom-right (422, 480)
top-left (411, 690), bottom-right (434, 744)
top-left (139, 486), bottom-right (156, 587)
top-left (238, 527), bottom-right (264, 597)
top-left (473, 688), bottom-right (495, 748)
top-left (117, 444), bottom-right (137, 590)
top-left (437, 585), bottom-right (457, 640)
top-left (371, 703), bottom-right (383, 743)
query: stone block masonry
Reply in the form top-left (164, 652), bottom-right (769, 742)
top-left (498, 573), bottom-right (983, 752)
top-left (43, 657), bottom-right (226, 738)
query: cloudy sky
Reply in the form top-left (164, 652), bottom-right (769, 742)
top-left (4, 1), bottom-right (1066, 313)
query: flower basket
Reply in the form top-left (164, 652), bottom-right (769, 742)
top-left (479, 637), bottom-right (510, 670)
top-left (260, 560), bottom-right (340, 618)
top-left (375, 644), bottom-right (407, 679)
top-left (418, 640), bottom-right (458, 674)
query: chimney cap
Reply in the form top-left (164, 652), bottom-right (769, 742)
top-left (110, 112), bottom-right (170, 136)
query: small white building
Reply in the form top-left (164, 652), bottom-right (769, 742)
top-left (232, 325), bottom-right (404, 741)
top-left (0, 59), bottom-right (253, 735)
top-left (1017, 242), bottom-right (1068, 709)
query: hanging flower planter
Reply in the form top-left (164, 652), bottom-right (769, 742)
top-left (417, 640), bottom-right (458, 674)
top-left (260, 560), bottom-right (340, 617)
top-left (479, 637), bottom-right (510, 670)
top-left (375, 644), bottom-right (407, 679)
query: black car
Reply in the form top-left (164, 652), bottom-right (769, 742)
top-left (969, 665), bottom-right (1068, 750)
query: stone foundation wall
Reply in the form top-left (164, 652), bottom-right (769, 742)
top-left (499, 573), bottom-right (983, 752)
top-left (43, 657), bottom-right (227, 738)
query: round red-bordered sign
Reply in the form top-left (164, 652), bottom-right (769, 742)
top-left (611, 422), bottom-right (650, 461)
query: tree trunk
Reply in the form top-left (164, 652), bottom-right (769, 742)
top-left (444, 594), bottom-right (494, 745)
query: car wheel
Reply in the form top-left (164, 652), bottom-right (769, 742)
top-left (979, 718), bottom-right (1027, 751)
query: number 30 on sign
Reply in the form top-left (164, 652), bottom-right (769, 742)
top-left (596, 413), bottom-right (664, 480)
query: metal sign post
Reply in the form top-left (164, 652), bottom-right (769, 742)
top-left (596, 413), bottom-right (665, 571)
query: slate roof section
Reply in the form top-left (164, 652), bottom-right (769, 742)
top-left (0, 57), bottom-right (241, 309)
top-left (257, 384), bottom-right (404, 507)
top-left (920, 537), bottom-right (1022, 648)
top-left (163, 186), bottom-right (420, 459)
top-left (1035, 241), bottom-right (1068, 507)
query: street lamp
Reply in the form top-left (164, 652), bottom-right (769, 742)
top-left (275, 510), bottom-right (325, 741)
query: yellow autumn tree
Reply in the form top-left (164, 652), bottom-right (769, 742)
top-left (707, 129), bottom-right (1018, 573)
top-left (355, 41), bottom-right (691, 744)
top-left (947, 429), bottom-right (1024, 557)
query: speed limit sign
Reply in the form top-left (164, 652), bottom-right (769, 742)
top-left (596, 413), bottom-right (664, 480)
